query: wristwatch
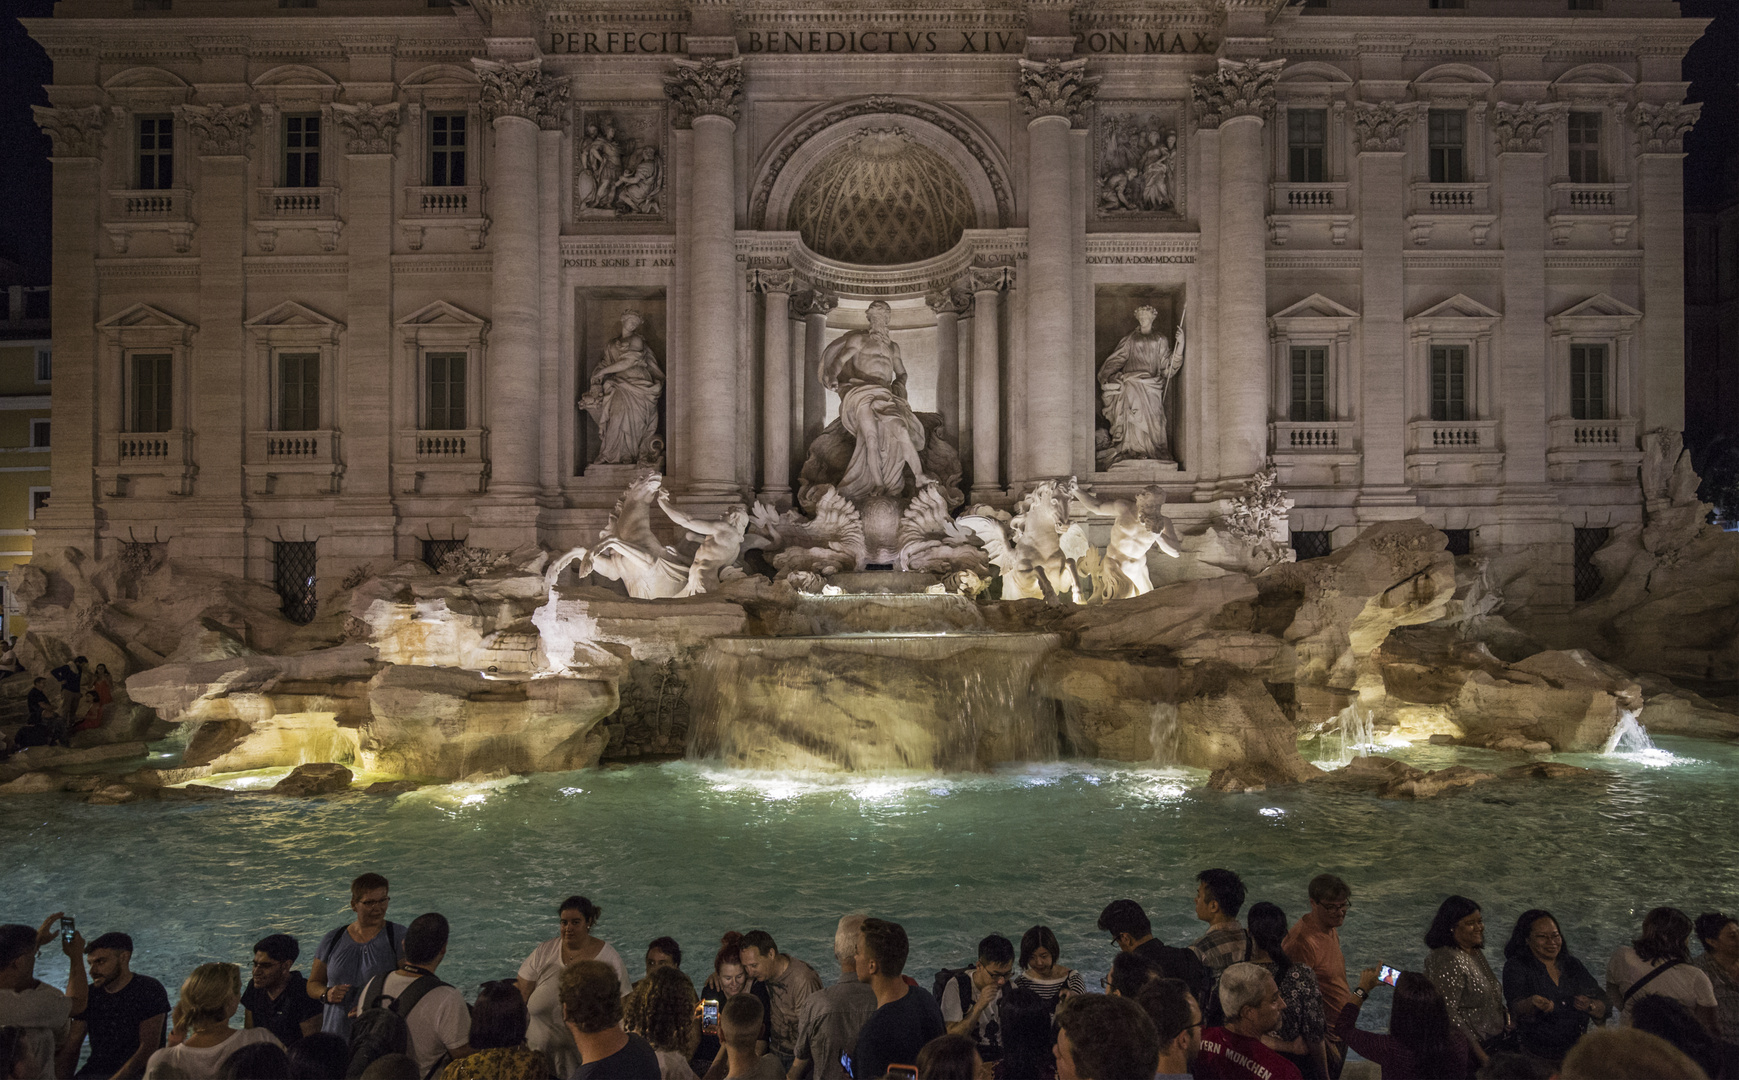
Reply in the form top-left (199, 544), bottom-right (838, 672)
top-left (1351, 987), bottom-right (1368, 1000)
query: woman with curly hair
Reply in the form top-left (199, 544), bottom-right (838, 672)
top-left (624, 967), bottom-right (699, 1080)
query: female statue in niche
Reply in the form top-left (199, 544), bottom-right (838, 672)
top-left (1098, 303), bottom-right (1185, 467)
top-left (580, 309), bottom-right (664, 465)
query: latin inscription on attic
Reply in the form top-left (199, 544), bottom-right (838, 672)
top-left (546, 29), bottom-right (1215, 55)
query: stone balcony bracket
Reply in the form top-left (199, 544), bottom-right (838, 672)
top-left (400, 185), bottom-right (490, 251)
top-left (104, 188), bottom-right (194, 254)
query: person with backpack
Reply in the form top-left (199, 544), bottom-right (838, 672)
top-left (350, 913), bottom-right (471, 1080)
top-left (309, 874), bottom-right (406, 1039)
top-left (937, 934), bottom-right (1014, 1064)
top-left (1606, 906), bottom-right (1719, 1032)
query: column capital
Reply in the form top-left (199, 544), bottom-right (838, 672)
top-left (749, 264), bottom-right (797, 293)
top-left (31, 105), bottom-right (106, 159)
top-left (665, 57), bottom-right (745, 129)
top-left (1492, 100), bottom-right (1562, 155)
top-left (1190, 58), bottom-right (1284, 130)
top-left (1017, 58), bottom-right (1099, 127)
top-left (176, 103), bottom-right (254, 156)
top-left (926, 288), bottom-right (971, 316)
top-left (332, 101), bottom-right (401, 155)
top-left (792, 288), bottom-right (839, 317)
top-left (1351, 100), bottom-right (1420, 154)
top-left (473, 58), bottom-right (564, 126)
top-left (1628, 101), bottom-right (1701, 155)
top-left (961, 262), bottom-right (1014, 294)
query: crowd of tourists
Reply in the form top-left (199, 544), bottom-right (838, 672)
top-left (2, 654), bottom-right (116, 753)
top-left (2, 869), bottom-right (1735, 1080)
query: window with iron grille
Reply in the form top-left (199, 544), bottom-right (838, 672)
top-left (1573, 527), bottom-right (1608, 602)
top-left (1428, 110), bottom-right (1466, 183)
top-left (275, 541), bottom-right (318, 624)
top-left (1568, 112), bottom-right (1601, 183)
top-left (1288, 109), bottom-right (1326, 183)
top-left (130, 353), bottom-right (174, 433)
top-left (422, 538), bottom-right (466, 571)
top-left (1570, 344), bottom-right (1607, 420)
top-left (1444, 528), bottom-right (1472, 556)
top-left (425, 352), bottom-right (467, 430)
top-left (137, 116), bottom-right (174, 190)
top-left (277, 353), bottom-right (320, 431)
top-left (283, 115), bottom-right (321, 188)
top-left (1430, 346), bottom-right (1469, 422)
top-left (1290, 347), bottom-right (1328, 422)
top-left (429, 114), bottom-right (467, 186)
top-left (1291, 531), bottom-right (1333, 560)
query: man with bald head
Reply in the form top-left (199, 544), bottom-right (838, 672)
top-left (787, 915), bottom-right (877, 1080)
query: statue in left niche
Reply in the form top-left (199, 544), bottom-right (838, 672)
top-left (576, 113), bottom-right (663, 216)
top-left (580, 309), bottom-right (665, 467)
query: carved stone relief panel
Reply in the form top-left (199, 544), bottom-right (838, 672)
top-left (574, 103), bottom-right (667, 220)
top-left (1094, 103), bottom-right (1186, 221)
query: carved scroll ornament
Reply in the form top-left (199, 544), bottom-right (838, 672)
top-left (176, 104), bottom-right (254, 156)
top-left (665, 58), bottom-right (745, 128)
top-left (474, 58), bottom-right (549, 124)
top-left (1017, 58), bottom-right (1100, 126)
top-left (32, 105), bottom-right (106, 159)
top-left (1493, 101), bottom-right (1559, 154)
top-left (333, 101), bottom-right (401, 155)
top-left (535, 77), bottom-right (571, 131)
top-left (1191, 58), bottom-right (1284, 130)
top-left (749, 265), bottom-right (798, 293)
top-left (1352, 101), bottom-right (1418, 153)
top-left (1629, 101), bottom-right (1701, 155)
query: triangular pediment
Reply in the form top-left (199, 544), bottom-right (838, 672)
top-left (397, 300), bottom-right (487, 328)
top-left (1411, 293), bottom-right (1502, 320)
top-left (96, 302), bottom-right (194, 331)
top-left (1272, 293), bottom-right (1361, 320)
top-left (1554, 293), bottom-right (1642, 319)
top-left (244, 300), bottom-right (344, 330)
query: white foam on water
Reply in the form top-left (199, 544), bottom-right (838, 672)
top-left (1601, 711), bottom-right (1682, 767)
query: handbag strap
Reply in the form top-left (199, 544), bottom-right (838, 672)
top-left (1621, 958), bottom-right (1684, 1005)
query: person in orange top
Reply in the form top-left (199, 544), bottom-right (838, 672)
top-left (1283, 874), bottom-right (1352, 1074)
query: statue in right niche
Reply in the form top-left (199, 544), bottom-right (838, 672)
top-left (580, 309), bottom-right (665, 466)
top-left (1097, 303), bottom-right (1185, 468)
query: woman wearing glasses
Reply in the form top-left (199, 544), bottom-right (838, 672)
top-left (1500, 910), bottom-right (1606, 1064)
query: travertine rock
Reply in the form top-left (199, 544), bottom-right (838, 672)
top-left (270, 762), bottom-right (354, 796)
top-left (1176, 668), bottom-right (1322, 782)
top-left (1037, 651), bottom-right (1180, 761)
top-left (0, 771), bottom-right (62, 796)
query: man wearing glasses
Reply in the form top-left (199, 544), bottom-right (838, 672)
top-left (1283, 874), bottom-right (1353, 1076)
top-left (242, 934), bottom-right (322, 1048)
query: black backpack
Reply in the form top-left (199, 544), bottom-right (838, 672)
top-left (345, 971), bottom-right (451, 1079)
top-left (932, 966), bottom-right (975, 1014)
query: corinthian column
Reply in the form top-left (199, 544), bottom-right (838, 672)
top-left (30, 106), bottom-right (105, 553)
top-left (472, 59), bottom-right (555, 544)
top-left (963, 263), bottom-right (1012, 499)
top-left (1193, 59), bottom-right (1283, 484)
top-left (752, 265), bottom-right (796, 502)
top-left (1018, 58), bottom-right (1098, 483)
top-left (666, 58), bottom-right (746, 497)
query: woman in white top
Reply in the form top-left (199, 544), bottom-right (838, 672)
top-left (1607, 907), bottom-right (1720, 1034)
top-left (518, 895), bottom-right (632, 1079)
top-left (1011, 926), bottom-right (1085, 1010)
top-left (145, 963), bottom-right (282, 1079)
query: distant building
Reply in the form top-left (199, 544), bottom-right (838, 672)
top-left (0, 262), bottom-right (52, 638)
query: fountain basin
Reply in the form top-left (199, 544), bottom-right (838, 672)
top-left (690, 633), bottom-right (1062, 772)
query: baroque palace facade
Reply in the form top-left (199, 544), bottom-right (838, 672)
top-left (24, 0), bottom-right (1707, 611)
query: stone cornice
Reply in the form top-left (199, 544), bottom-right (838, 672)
top-left (1017, 58), bottom-right (1100, 127)
top-left (664, 57), bottom-right (744, 128)
top-left (1191, 57), bottom-right (1283, 130)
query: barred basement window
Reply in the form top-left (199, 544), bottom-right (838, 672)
top-left (1568, 0), bottom-right (1602, 9)
top-left (275, 541), bottom-right (318, 624)
top-left (1573, 527), bottom-right (1609, 602)
top-left (1288, 109), bottom-right (1326, 183)
top-left (1428, 0), bottom-right (1466, 8)
top-left (1444, 529), bottom-right (1472, 557)
top-left (1291, 531), bottom-right (1333, 561)
top-left (422, 538), bottom-right (465, 571)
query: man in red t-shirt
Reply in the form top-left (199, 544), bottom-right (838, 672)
top-left (1195, 963), bottom-right (1303, 1080)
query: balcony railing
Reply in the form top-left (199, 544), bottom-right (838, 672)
top-left (107, 429), bottom-right (191, 466)
top-left (401, 428), bottom-right (487, 462)
top-left (1411, 182), bottom-right (1491, 214)
top-left (258, 187), bottom-right (339, 218)
top-left (249, 429), bottom-right (340, 463)
top-left (1548, 417), bottom-right (1637, 452)
top-left (1270, 182), bottom-right (1348, 213)
top-left (1408, 419), bottom-right (1499, 453)
top-left (1551, 183), bottom-right (1631, 214)
top-left (1271, 421), bottom-right (1355, 451)
top-left (406, 186), bottom-right (482, 216)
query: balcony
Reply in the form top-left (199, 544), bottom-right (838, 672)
top-left (99, 429), bottom-right (195, 496)
top-left (1406, 183), bottom-right (1495, 247)
top-left (255, 186), bottom-right (341, 252)
top-left (395, 428), bottom-right (490, 495)
top-left (1270, 420), bottom-right (1359, 487)
top-left (1267, 183), bottom-right (1352, 246)
top-left (1547, 417), bottom-right (1642, 483)
top-left (104, 189), bottom-right (193, 253)
top-left (245, 429), bottom-right (343, 495)
top-left (1405, 420), bottom-right (1503, 486)
top-left (400, 185), bottom-right (488, 251)
top-left (1548, 184), bottom-right (1636, 246)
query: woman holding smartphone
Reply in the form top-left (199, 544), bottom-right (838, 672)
top-left (1334, 969), bottom-right (1474, 1079)
top-left (690, 933), bottom-right (769, 1076)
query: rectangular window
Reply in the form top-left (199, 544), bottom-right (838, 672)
top-left (1568, 0), bottom-right (1602, 9)
top-left (1568, 112), bottom-right (1601, 184)
top-left (422, 538), bottom-right (465, 571)
top-left (137, 116), bottom-right (173, 190)
top-left (30, 420), bottom-right (50, 449)
top-left (425, 353), bottom-right (467, 430)
top-left (133, 0), bottom-right (171, 10)
top-left (1428, 110), bottom-right (1466, 183)
top-left (130, 353), bottom-right (174, 433)
top-left (1443, 529), bottom-right (1472, 557)
top-left (1570, 344), bottom-right (1607, 420)
top-left (35, 348), bottom-right (51, 383)
top-left (1289, 347), bottom-right (1328, 422)
top-left (29, 490), bottom-right (50, 520)
top-left (1291, 531), bottom-right (1333, 560)
top-left (277, 353), bottom-right (321, 431)
top-left (1428, 0), bottom-right (1466, 7)
top-left (283, 115), bottom-right (321, 188)
top-left (429, 114), bottom-right (467, 187)
top-left (274, 541), bottom-right (318, 624)
top-left (1288, 109), bottom-right (1327, 183)
top-left (278, 0), bottom-right (316, 8)
top-left (1430, 345), bottom-right (1469, 422)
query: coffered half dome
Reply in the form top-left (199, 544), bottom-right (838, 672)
top-left (785, 127), bottom-right (978, 266)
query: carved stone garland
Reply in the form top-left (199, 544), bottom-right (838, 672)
top-left (1629, 102), bottom-right (1701, 155)
top-left (664, 58), bottom-right (745, 129)
top-left (333, 101), bottom-right (402, 155)
top-left (32, 105), bottom-right (106, 159)
top-left (1190, 58), bottom-right (1284, 129)
top-left (1016, 58), bottom-right (1100, 126)
top-left (176, 104), bottom-right (254, 156)
top-left (1493, 101), bottom-right (1559, 155)
top-left (1351, 101), bottom-right (1417, 153)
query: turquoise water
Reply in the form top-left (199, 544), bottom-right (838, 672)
top-left (4, 736), bottom-right (1735, 1028)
